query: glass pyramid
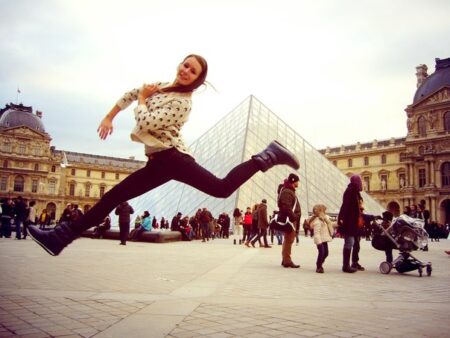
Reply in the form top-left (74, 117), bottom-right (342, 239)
top-left (118, 96), bottom-right (385, 223)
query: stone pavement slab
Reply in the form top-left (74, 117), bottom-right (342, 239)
top-left (0, 236), bottom-right (448, 337)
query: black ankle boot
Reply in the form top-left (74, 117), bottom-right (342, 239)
top-left (28, 224), bottom-right (78, 256)
top-left (252, 141), bottom-right (300, 172)
top-left (342, 248), bottom-right (357, 273)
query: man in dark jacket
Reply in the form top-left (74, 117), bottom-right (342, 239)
top-left (115, 201), bottom-right (134, 245)
top-left (337, 175), bottom-right (364, 273)
top-left (171, 212), bottom-right (182, 231)
top-left (218, 212), bottom-right (230, 239)
top-left (278, 174), bottom-right (301, 268)
top-left (1, 198), bottom-right (15, 238)
top-left (199, 208), bottom-right (213, 242)
top-left (14, 196), bottom-right (28, 240)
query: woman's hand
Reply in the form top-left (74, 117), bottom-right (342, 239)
top-left (97, 116), bottom-right (114, 140)
top-left (138, 83), bottom-right (159, 104)
top-left (98, 104), bottom-right (121, 140)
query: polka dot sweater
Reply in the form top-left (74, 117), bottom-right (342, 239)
top-left (115, 83), bottom-right (193, 157)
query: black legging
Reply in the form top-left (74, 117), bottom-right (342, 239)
top-left (75, 148), bottom-right (260, 232)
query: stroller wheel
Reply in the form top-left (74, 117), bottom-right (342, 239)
top-left (426, 264), bottom-right (432, 276)
top-left (379, 261), bottom-right (392, 274)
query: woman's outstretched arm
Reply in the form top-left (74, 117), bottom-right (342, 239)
top-left (97, 105), bottom-right (121, 140)
top-left (97, 84), bottom-right (159, 140)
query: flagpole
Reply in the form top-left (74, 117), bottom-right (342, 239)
top-left (16, 87), bottom-right (21, 104)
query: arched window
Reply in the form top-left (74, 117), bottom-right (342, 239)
top-left (99, 185), bottom-right (106, 197)
top-left (85, 183), bottom-right (91, 197)
top-left (0, 176), bottom-right (7, 191)
top-left (51, 165), bottom-right (56, 173)
top-left (49, 179), bottom-right (56, 194)
top-left (381, 154), bottom-right (386, 164)
top-left (3, 160), bottom-right (8, 168)
top-left (348, 159), bottom-right (352, 168)
top-left (363, 176), bottom-right (370, 191)
top-left (445, 111), bottom-right (450, 132)
top-left (418, 116), bottom-right (427, 137)
top-left (2, 142), bottom-right (11, 152)
top-left (69, 182), bottom-right (76, 196)
top-left (34, 163), bottom-right (39, 171)
top-left (418, 146), bottom-right (425, 155)
top-left (13, 176), bottom-right (25, 192)
top-left (418, 169), bottom-right (426, 188)
top-left (18, 144), bottom-right (26, 155)
top-left (32, 179), bottom-right (38, 193)
top-left (364, 157), bottom-right (369, 166)
top-left (442, 162), bottom-right (450, 187)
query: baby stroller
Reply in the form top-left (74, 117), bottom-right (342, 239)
top-left (371, 212), bottom-right (432, 277)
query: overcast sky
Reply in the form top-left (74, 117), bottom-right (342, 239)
top-left (1, 0), bottom-right (449, 161)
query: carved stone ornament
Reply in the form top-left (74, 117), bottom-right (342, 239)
top-left (427, 111), bottom-right (437, 129)
top-left (424, 88), bottom-right (450, 105)
top-left (407, 117), bottom-right (414, 132)
top-left (415, 64), bottom-right (428, 88)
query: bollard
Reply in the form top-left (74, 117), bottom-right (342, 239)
top-left (233, 239), bottom-right (236, 245)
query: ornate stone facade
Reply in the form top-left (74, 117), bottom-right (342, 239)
top-left (0, 103), bottom-right (145, 221)
top-left (321, 58), bottom-right (450, 224)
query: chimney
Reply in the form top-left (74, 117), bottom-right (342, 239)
top-left (415, 64), bottom-right (428, 88)
top-left (36, 110), bottom-right (43, 118)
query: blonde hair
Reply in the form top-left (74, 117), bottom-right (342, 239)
top-left (312, 204), bottom-right (327, 216)
top-left (309, 204), bottom-right (328, 225)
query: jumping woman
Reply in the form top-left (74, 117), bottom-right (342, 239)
top-left (29, 54), bottom-right (299, 256)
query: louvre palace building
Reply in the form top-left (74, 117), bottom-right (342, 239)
top-left (321, 57), bottom-right (450, 225)
top-left (1, 57), bottom-right (449, 226)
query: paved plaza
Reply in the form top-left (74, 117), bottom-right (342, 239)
top-left (0, 235), bottom-right (448, 338)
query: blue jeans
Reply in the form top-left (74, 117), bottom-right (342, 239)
top-left (275, 230), bottom-right (283, 244)
top-left (15, 218), bottom-right (24, 239)
top-left (344, 235), bottom-right (361, 263)
top-left (201, 223), bottom-right (209, 240)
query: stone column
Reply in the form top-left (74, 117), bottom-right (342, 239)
top-left (410, 163), bottom-right (415, 187)
top-left (430, 197), bottom-right (436, 222)
top-left (430, 160), bottom-right (436, 186)
top-left (406, 163), bottom-right (411, 186)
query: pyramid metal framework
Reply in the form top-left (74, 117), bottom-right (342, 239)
top-left (124, 96), bottom-right (385, 222)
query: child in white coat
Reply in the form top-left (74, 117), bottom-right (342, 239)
top-left (310, 204), bottom-right (335, 273)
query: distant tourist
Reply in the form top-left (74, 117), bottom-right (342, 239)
top-left (132, 211), bottom-right (151, 241)
top-left (115, 201), bottom-right (134, 245)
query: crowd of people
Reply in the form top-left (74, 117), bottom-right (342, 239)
top-left (91, 205), bottom-right (233, 245)
top-left (2, 172), bottom-right (449, 276)
top-left (0, 197), bottom-right (86, 240)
